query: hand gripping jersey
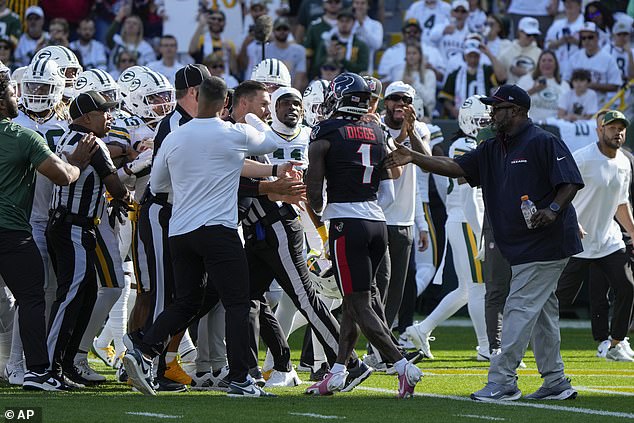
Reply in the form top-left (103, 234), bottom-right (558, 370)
top-left (311, 117), bottom-right (389, 204)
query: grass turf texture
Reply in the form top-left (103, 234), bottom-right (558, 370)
top-left (1, 324), bottom-right (633, 422)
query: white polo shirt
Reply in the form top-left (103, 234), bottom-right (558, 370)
top-left (572, 142), bottom-right (631, 259)
top-left (151, 117), bottom-right (277, 236)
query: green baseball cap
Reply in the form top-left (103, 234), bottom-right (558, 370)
top-left (602, 110), bottom-right (629, 127)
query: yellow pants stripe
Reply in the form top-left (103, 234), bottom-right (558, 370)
top-left (95, 228), bottom-right (115, 288)
top-left (462, 223), bottom-right (483, 283)
top-left (423, 202), bottom-right (438, 267)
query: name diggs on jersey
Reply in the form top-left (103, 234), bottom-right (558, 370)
top-left (345, 125), bottom-right (376, 141)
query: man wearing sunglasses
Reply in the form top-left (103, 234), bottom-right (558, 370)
top-left (385, 84), bottom-right (583, 402)
top-left (564, 22), bottom-right (621, 106)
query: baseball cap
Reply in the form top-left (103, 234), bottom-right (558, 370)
top-left (337, 8), bottom-right (355, 19)
top-left (480, 84), bottom-right (531, 110)
top-left (518, 17), bottom-right (541, 36)
top-left (363, 76), bottom-right (383, 98)
top-left (250, 0), bottom-right (267, 8)
top-left (70, 91), bottom-right (118, 120)
top-left (463, 39), bottom-right (481, 55)
top-left (613, 20), bottom-right (632, 34)
top-left (274, 17), bottom-right (291, 29)
top-left (402, 18), bottom-right (422, 31)
top-left (384, 81), bottom-right (416, 99)
top-left (174, 64), bottom-right (211, 90)
top-left (451, 0), bottom-right (469, 10)
top-left (578, 21), bottom-right (598, 34)
top-left (602, 110), bottom-right (629, 127)
top-left (25, 6), bottom-right (44, 18)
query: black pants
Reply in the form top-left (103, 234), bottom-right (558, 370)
top-left (397, 246), bottom-right (418, 333)
top-left (245, 218), bottom-right (341, 370)
top-left (0, 229), bottom-right (49, 372)
top-left (46, 224), bottom-right (98, 375)
top-left (139, 225), bottom-right (247, 383)
top-left (557, 250), bottom-right (634, 341)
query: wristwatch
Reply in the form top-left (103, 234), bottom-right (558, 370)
top-left (549, 202), bottom-right (561, 214)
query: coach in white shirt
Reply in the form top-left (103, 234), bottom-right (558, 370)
top-left (123, 76), bottom-right (279, 397)
top-left (556, 110), bottom-right (634, 363)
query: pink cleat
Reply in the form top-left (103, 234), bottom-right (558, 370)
top-left (305, 371), bottom-right (348, 395)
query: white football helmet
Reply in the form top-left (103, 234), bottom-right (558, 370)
top-left (458, 95), bottom-right (491, 138)
top-left (32, 46), bottom-right (83, 98)
top-left (251, 58), bottom-right (291, 90)
top-left (123, 70), bottom-right (175, 122)
top-left (117, 65), bottom-right (152, 104)
top-left (11, 66), bottom-right (27, 99)
top-left (75, 69), bottom-right (121, 104)
top-left (303, 79), bottom-right (329, 127)
top-left (21, 58), bottom-right (65, 113)
top-left (307, 252), bottom-right (341, 300)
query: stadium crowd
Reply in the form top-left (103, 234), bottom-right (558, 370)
top-left (0, 0), bottom-right (633, 402)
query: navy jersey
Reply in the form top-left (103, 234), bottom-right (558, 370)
top-left (311, 118), bottom-right (389, 203)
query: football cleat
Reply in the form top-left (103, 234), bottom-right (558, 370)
top-left (164, 358), bottom-right (192, 385)
top-left (621, 337), bottom-right (634, 357)
top-left (405, 326), bottom-right (435, 359)
top-left (93, 338), bottom-right (116, 367)
top-left (476, 346), bottom-right (491, 362)
top-left (362, 353), bottom-right (386, 372)
top-left (73, 357), bottom-right (106, 383)
top-left (264, 368), bottom-right (301, 388)
top-left (123, 347), bottom-right (156, 396)
top-left (310, 362), bottom-right (330, 382)
top-left (596, 340), bottom-right (610, 358)
top-left (398, 363), bottom-right (423, 399)
top-left (305, 371), bottom-right (347, 395)
top-left (606, 343), bottom-right (634, 362)
top-left (3, 364), bottom-right (25, 385)
top-left (249, 367), bottom-right (266, 387)
top-left (341, 361), bottom-right (373, 392)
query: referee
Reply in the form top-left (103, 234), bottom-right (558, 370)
top-left (47, 91), bottom-right (132, 386)
top-left (123, 76), bottom-right (279, 397)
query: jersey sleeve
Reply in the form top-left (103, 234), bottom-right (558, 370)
top-left (26, 130), bottom-right (53, 168)
top-left (90, 140), bottom-right (117, 179)
top-left (542, 134), bottom-right (584, 189)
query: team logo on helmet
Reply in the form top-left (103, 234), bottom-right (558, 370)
top-left (331, 74), bottom-right (355, 100)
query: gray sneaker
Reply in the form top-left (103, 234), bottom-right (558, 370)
top-left (470, 382), bottom-right (522, 402)
top-left (524, 377), bottom-right (577, 400)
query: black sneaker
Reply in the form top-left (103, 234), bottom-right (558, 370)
top-left (123, 348), bottom-right (156, 396)
top-left (341, 361), bottom-right (373, 392)
top-left (249, 367), bottom-right (265, 387)
top-left (61, 371), bottom-right (86, 390)
top-left (404, 350), bottom-right (424, 365)
top-left (227, 379), bottom-right (276, 397)
top-left (156, 376), bottom-right (188, 392)
top-left (65, 365), bottom-right (96, 386)
top-left (310, 362), bottom-right (330, 382)
top-left (22, 371), bottom-right (69, 392)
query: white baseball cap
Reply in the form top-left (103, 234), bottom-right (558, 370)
top-left (613, 19), bottom-right (632, 34)
top-left (25, 6), bottom-right (44, 18)
top-left (578, 21), bottom-right (598, 34)
top-left (463, 39), bottom-right (481, 55)
top-left (518, 17), bottom-right (541, 36)
top-left (451, 0), bottom-right (469, 11)
top-left (384, 81), bottom-right (416, 99)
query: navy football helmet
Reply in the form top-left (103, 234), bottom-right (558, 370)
top-left (321, 72), bottom-right (371, 119)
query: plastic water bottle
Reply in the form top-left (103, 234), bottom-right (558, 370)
top-left (521, 195), bottom-right (537, 229)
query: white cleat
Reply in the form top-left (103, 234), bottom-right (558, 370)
top-left (405, 325), bottom-right (434, 359)
top-left (596, 340), bottom-right (610, 358)
top-left (264, 368), bottom-right (301, 388)
top-left (606, 343), bottom-right (634, 362)
top-left (3, 364), bottom-right (25, 385)
top-left (74, 357), bottom-right (106, 383)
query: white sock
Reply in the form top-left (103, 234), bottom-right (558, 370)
top-left (331, 363), bottom-right (346, 374)
top-left (97, 268), bottom-right (133, 356)
top-left (78, 286), bottom-right (122, 353)
top-left (0, 291), bottom-right (15, 370)
top-left (178, 330), bottom-right (195, 357)
top-left (467, 282), bottom-right (489, 353)
top-left (262, 349), bottom-right (274, 372)
top-left (394, 358), bottom-right (407, 376)
top-left (7, 311), bottom-right (23, 369)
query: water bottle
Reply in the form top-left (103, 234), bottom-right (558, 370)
top-left (521, 195), bottom-right (537, 229)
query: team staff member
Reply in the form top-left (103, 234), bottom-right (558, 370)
top-left (386, 85), bottom-right (583, 401)
top-left (123, 76), bottom-right (279, 397)
top-left (0, 71), bottom-right (97, 391)
top-left (47, 91), bottom-right (132, 386)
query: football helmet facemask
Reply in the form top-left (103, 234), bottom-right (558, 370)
top-left (303, 79), bottom-right (329, 127)
top-left (32, 46), bottom-right (83, 98)
top-left (458, 95), bottom-right (491, 138)
top-left (123, 70), bottom-right (175, 122)
top-left (21, 58), bottom-right (65, 113)
top-left (75, 69), bottom-right (121, 104)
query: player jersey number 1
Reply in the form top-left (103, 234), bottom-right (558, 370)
top-left (357, 144), bottom-right (374, 184)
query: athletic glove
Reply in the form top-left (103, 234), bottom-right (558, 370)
top-left (126, 148), bottom-right (153, 175)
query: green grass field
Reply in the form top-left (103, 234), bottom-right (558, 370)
top-left (1, 323), bottom-right (633, 423)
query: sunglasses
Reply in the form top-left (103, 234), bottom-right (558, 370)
top-left (580, 35), bottom-right (596, 41)
top-left (209, 17), bottom-right (224, 22)
top-left (386, 94), bottom-right (413, 104)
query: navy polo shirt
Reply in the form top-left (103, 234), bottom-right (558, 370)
top-left (454, 120), bottom-right (584, 265)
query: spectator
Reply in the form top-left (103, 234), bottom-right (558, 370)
top-left (106, 9), bottom-right (156, 71)
top-left (311, 8), bottom-right (369, 78)
top-left (0, 35), bottom-right (16, 71)
top-left (147, 35), bottom-right (183, 86)
top-left (585, 1), bottom-right (615, 47)
top-left (499, 17), bottom-right (542, 85)
top-left (557, 69), bottom-right (598, 121)
top-left (517, 50), bottom-right (571, 123)
top-left (39, 0), bottom-right (93, 30)
top-left (564, 22), bottom-right (621, 106)
top-left (505, 0), bottom-right (558, 37)
top-left (304, 0), bottom-right (342, 77)
top-left (110, 49), bottom-right (138, 80)
top-left (445, 32), bottom-right (491, 75)
top-left (430, 0), bottom-right (471, 62)
top-left (188, 9), bottom-right (238, 78)
top-left (390, 41), bottom-right (436, 117)
top-left (295, 0), bottom-right (337, 44)
top-left (378, 19), bottom-right (445, 83)
top-left (14, 5), bottom-right (46, 67)
top-left (351, 0), bottom-right (382, 74)
top-left (203, 52), bottom-right (238, 89)
top-left (404, 0), bottom-right (450, 45)
top-left (46, 18), bottom-right (71, 48)
top-left (439, 39), bottom-right (506, 119)
top-left (318, 58), bottom-right (343, 80)
top-left (466, 0), bottom-right (486, 34)
top-left (0, 0), bottom-right (21, 41)
top-left (483, 15), bottom-right (512, 57)
top-left (608, 18), bottom-right (634, 83)
top-left (237, 0), bottom-right (271, 74)
top-left (69, 18), bottom-right (108, 71)
top-left (545, 0), bottom-right (584, 74)
top-left (244, 17), bottom-right (307, 91)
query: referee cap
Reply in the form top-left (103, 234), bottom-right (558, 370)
top-left (174, 64), bottom-right (211, 90)
top-left (69, 91), bottom-right (118, 120)
top-left (602, 110), bottom-right (629, 128)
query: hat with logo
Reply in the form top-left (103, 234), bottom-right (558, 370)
top-left (480, 84), bottom-right (531, 109)
top-left (25, 6), bottom-right (44, 18)
top-left (70, 91), bottom-right (118, 120)
top-left (463, 39), bottom-right (481, 55)
top-left (402, 18), bottom-right (422, 31)
top-left (518, 17), bottom-right (541, 35)
top-left (274, 17), bottom-right (291, 29)
top-left (384, 81), bottom-right (416, 99)
top-left (363, 76), bottom-right (383, 98)
top-left (602, 110), bottom-right (629, 127)
top-left (174, 64), bottom-right (211, 90)
top-left (613, 19), bottom-right (632, 35)
top-left (578, 21), bottom-right (598, 34)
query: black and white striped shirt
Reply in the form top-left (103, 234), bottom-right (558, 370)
top-left (51, 125), bottom-right (117, 219)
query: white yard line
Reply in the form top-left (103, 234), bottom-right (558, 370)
top-left (288, 412), bottom-right (346, 419)
top-left (455, 414), bottom-right (506, 421)
top-left (356, 387), bottom-right (634, 419)
top-left (576, 386), bottom-right (634, 396)
top-left (126, 412), bottom-right (182, 419)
